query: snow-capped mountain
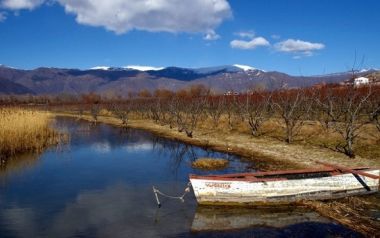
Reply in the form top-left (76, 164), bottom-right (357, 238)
top-left (88, 64), bottom-right (261, 73)
top-left (1, 64), bottom-right (377, 95)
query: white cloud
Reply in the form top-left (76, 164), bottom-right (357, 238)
top-left (274, 39), bottom-right (325, 55)
top-left (1, 0), bottom-right (231, 35)
top-left (271, 34), bottom-right (280, 39)
top-left (0, 11), bottom-right (7, 21)
top-left (235, 30), bottom-right (255, 39)
top-left (1, 0), bottom-right (45, 10)
top-left (230, 37), bottom-right (270, 50)
top-left (57, 0), bottom-right (231, 34)
top-left (203, 30), bottom-right (220, 41)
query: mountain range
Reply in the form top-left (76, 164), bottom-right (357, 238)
top-left (0, 64), bottom-right (377, 96)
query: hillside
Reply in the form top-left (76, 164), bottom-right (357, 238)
top-left (0, 65), bottom-right (376, 96)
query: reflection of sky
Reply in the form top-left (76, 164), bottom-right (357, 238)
top-left (1, 183), bottom-right (360, 238)
top-left (0, 118), bottom-right (361, 238)
top-left (122, 142), bottom-right (155, 152)
top-left (91, 142), bottom-right (112, 153)
top-left (2, 183), bottom-right (195, 238)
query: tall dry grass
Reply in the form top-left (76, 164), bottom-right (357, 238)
top-left (192, 158), bottom-right (229, 170)
top-left (0, 108), bottom-right (60, 159)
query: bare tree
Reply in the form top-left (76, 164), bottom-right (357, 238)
top-left (317, 82), bottom-right (373, 158)
top-left (166, 97), bottom-right (179, 129)
top-left (223, 95), bottom-right (240, 130)
top-left (149, 99), bottom-right (161, 123)
top-left (314, 86), bottom-right (336, 130)
top-left (368, 86), bottom-right (380, 133)
top-left (183, 97), bottom-right (206, 137)
top-left (244, 91), bottom-right (273, 137)
top-left (370, 104), bottom-right (380, 133)
top-left (206, 96), bottom-right (225, 129)
top-left (156, 99), bottom-right (170, 126)
top-left (171, 96), bottom-right (186, 132)
top-left (110, 103), bottom-right (130, 127)
top-left (90, 104), bottom-right (101, 124)
top-left (273, 89), bottom-right (312, 143)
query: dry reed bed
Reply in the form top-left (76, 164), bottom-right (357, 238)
top-left (0, 108), bottom-right (60, 159)
top-left (192, 158), bottom-right (229, 170)
top-left (303, 197), bottom-right (380, 236)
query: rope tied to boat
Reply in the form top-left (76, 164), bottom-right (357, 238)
top-left (152, 182), bottom-right (191, 208)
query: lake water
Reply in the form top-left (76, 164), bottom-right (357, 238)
top-left (0, 118), bottom-right (361, 237)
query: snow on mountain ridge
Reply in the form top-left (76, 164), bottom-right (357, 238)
top-left (90, 66), bottom-right (111, 70)
top-left (87, 64), bottom-right (269, 73)
top-left (233, 64), bottom-right (256, 71)
top-left (0, 64), bottom-right (17, 69)
top-left (125, 65), bottom-right (164, 71)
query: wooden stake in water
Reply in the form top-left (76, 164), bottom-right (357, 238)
top-left (153, 186), bottom-right (161, 208)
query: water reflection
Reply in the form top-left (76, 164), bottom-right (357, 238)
top-left (191, 206), bottom-right (330, 231)
top-left (1, 183), bottom-right (361, 238)
top-left (0, 153), bottom-right (40, 179)
top-left (183, 207), bottom-right (360, 238)
top-left (0, 117), bottom-right (362, 238)
top-left (2, 183), bottom-right (194, 238)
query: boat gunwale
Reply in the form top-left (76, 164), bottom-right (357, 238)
top-left (189, 167), bottom-right (378, 182)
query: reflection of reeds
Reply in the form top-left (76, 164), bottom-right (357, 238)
top-left (0, 108), bottom-right (61, 159)
top-left (0, 152), bottom-right (40, 177)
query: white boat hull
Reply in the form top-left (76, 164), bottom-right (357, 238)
top-left (190, 169), bottom-right (380, 205)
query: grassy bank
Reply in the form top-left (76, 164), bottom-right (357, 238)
top-left (55, 111), bottom-right (380, 169)
top-left (0, 108), bottom-right (61, 159)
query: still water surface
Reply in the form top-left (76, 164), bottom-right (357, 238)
top-left (0, 118), bottom-right (361, 237)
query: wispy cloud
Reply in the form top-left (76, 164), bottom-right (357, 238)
top-left (1, 0), bottom-right (44, 10)
top-left (274, 39), bottom-right (325, 57)
top-left (230, 37), bottom-right (270, 50)
top-left (234, 30), bottom-right (255, 39)
top-left (203, 30), bottom-right (220, 41)
top-left (0, 11), bottom-right (7, 22)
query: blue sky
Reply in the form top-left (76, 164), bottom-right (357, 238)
top-left (0, 0), bottom-right (379, 75)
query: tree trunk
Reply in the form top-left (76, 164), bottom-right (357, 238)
top-left (345, 129), bottom-right (355, 158)
top-left (185, 130), bottom-right (193, 138)
top-left (285, 120), bottom-right (293, 143)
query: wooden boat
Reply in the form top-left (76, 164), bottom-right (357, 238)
top-left (189, 162), bottom-right (380, 206)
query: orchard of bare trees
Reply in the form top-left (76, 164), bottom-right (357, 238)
top-left (2, 83), bottom-right (379, 159)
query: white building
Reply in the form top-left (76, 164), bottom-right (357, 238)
top-left (354, 77), bottom-right (369, 86)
